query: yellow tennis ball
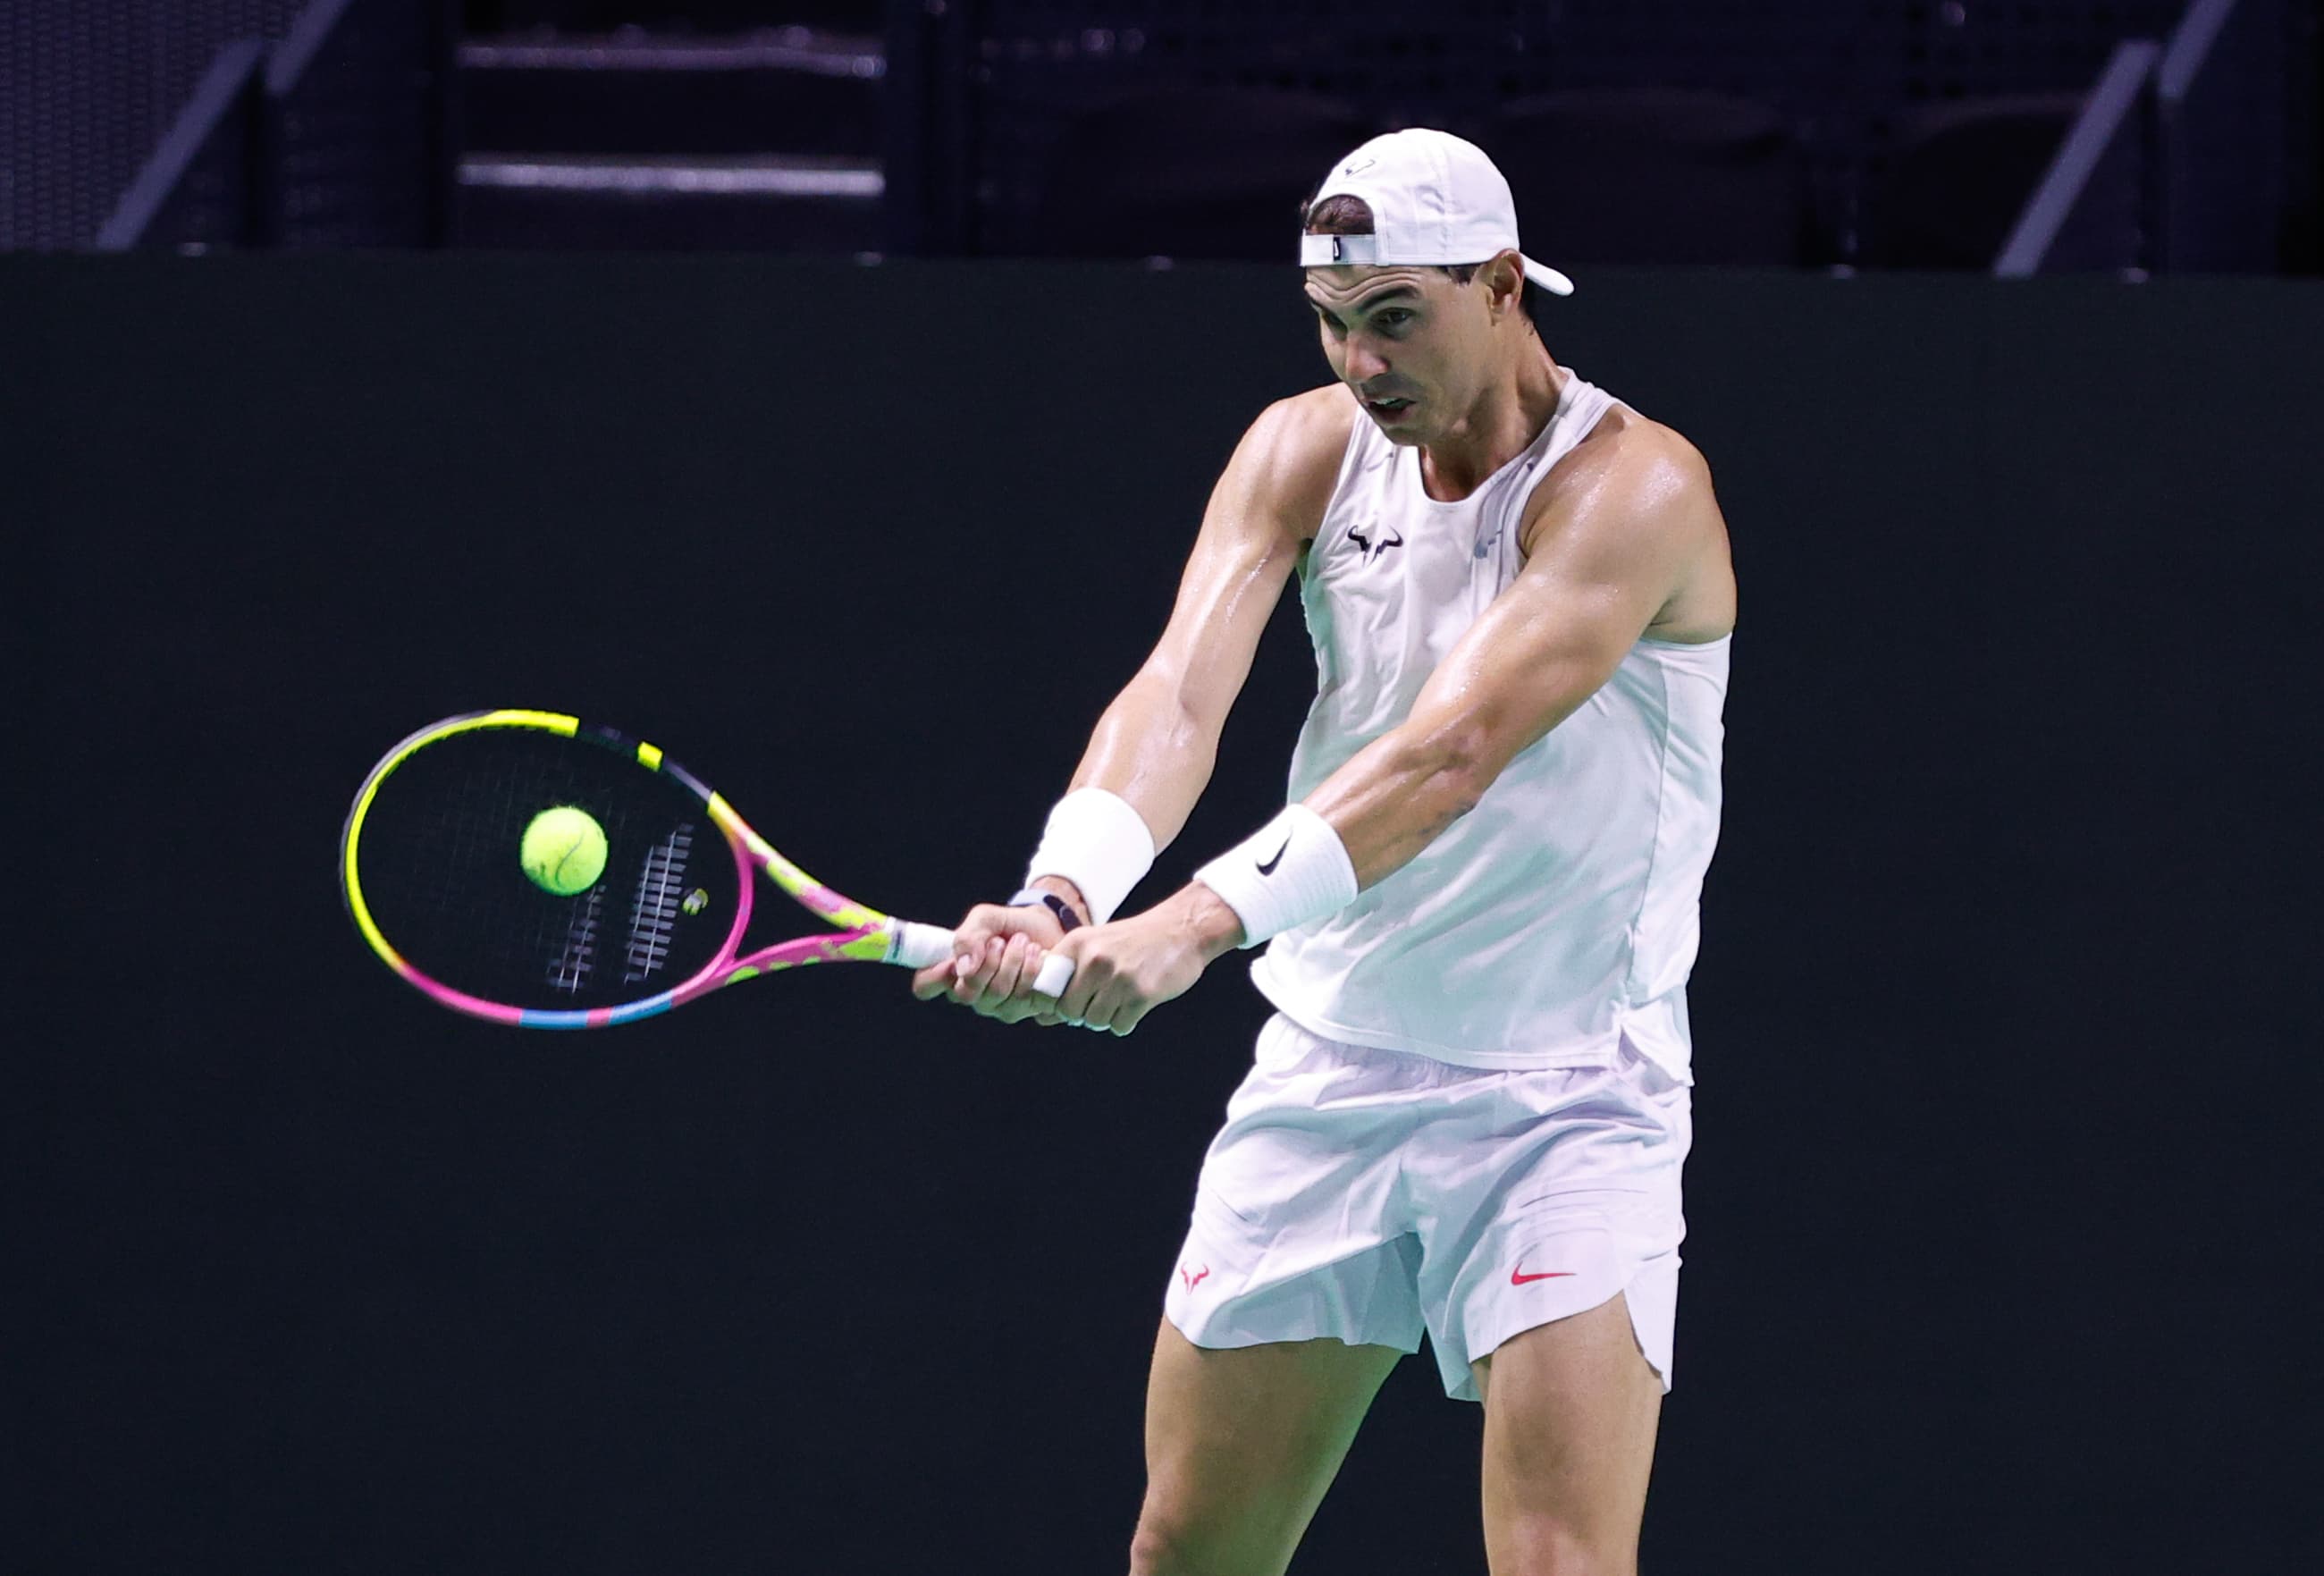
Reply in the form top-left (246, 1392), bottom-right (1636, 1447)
top-left (521, 805), bottom-right (607, 896)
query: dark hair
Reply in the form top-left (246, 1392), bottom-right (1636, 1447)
top-left (1301, 193), bottom-right (1479, 285)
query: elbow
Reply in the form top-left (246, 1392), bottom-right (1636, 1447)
top-left (1435, 768), bottom-right (1488, 827)
top-left (1126, 666), bottom-right (1218, 748)
top-left (1401, 726), bottom-right (1496, 820)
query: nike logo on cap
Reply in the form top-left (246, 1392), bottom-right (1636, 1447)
top-left (1341, 157), bottom-right (1376, 176)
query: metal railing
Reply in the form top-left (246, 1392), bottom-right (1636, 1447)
top-left (1997, 0), bottom-right (2288, 276)
top-left (94, 0), bottom-right (455, 251)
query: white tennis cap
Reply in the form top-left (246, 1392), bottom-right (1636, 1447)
top-left (1300, 128), bottom-right (1575, 298)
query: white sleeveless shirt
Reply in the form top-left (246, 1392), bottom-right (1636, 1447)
top-left (1248, 371), bottom-right (1730, 1082)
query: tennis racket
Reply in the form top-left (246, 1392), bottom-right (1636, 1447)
top-left (341, 709), bottom-right (1073, 1029)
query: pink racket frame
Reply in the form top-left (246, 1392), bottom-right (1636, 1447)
top-left (341, 710), bottom-right (956, 1028)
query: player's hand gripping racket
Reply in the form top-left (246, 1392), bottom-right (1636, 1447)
top-left (341, 710), bottom-right (1073, 1028)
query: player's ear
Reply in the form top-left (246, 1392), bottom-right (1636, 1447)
top-left (1486, 252), bottom-right (1527, 323)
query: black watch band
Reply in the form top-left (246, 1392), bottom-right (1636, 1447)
top-left (1006, 887), bottom-right (1085, 931)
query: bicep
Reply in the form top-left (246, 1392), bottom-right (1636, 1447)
top-left (1139, 395), bottom-right (1346, 734)
top-left (1403, 440), bottom-right (1706, 778)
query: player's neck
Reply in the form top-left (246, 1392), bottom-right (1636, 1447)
top-left (1417, 341), bottom-right (1563, 502)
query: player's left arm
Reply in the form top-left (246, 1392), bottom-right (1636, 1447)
top-left (1038, 423), bottom-right (1719, 1033)
top-left (1309, 422), bottom-right (1718, 885)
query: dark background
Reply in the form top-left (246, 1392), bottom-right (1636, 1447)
top-left (10, 0), bottom-right (2317, 273)
top-left (10, 257), bottom-right (2322, 1572)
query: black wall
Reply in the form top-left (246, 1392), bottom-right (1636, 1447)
top-left (11, 257), bottom-right (2321, 1572)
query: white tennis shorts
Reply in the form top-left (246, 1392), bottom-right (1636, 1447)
top-left (1164, 1013), bottom-right (1691, 1401)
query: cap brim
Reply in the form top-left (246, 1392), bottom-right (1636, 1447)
top-left (1298, 235), bottom-right (1575, 299)
top-left (1521, 256), bottom-right (1575, 297)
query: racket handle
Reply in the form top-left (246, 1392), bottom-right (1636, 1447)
top-left (887, 921), bottom-right (957, 971)
top-left (1032, 953), bottom-right (1074, 999)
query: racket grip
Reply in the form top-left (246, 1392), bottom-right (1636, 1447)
top-left (888, 921), bottom-right (957, 971)
top-left (1032, 953), bottom-right (1075, 999)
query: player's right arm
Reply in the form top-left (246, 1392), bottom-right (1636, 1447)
top-left (914, 386), bottom-right (1357, 1012)
top-left (1062, 385), bottom-right (1353, 852)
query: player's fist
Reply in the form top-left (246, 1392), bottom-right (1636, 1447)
top-left (912, 902), bottom-right (1064, 1023)
top-left (1034, 900), bottom-right (1217, 1036)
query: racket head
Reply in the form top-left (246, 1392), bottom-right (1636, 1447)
top-left (341, 711), bottom-right (756, 1026)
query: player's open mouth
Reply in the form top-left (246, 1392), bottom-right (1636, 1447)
top-left (1367, 396), bottom-right (1415, 422)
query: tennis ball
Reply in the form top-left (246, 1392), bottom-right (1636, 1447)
top-left (521, 805), bottom-right (607, 896)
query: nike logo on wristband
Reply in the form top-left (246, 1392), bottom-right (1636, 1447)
top-left (1256, 836), bottom-right (1292, 876)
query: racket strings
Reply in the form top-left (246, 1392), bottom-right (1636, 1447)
top-left (549, 884), bottom-right (607, 994)
top-left (622, 823), bottom-right (695, 984)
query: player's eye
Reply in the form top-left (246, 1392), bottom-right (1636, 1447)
top-left (1374, 309), bottom-right (1414, 331)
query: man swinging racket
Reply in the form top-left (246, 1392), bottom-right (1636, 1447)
top-left (914, 128), bottom-right (1736, 1576)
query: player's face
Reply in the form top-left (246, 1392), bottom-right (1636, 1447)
top-left (1303, 264), bottom-right (1493, 443)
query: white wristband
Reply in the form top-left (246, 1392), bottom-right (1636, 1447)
top-left (1192, 805), bottom-right (1360, 949)
top-left (1024, 788), bottom-right (1156, 924)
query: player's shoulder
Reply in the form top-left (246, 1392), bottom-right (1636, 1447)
top-left (1539, 403), bottom-right (1714, 523)
top-left (1565, 402), bottom-right (1710, 492)
top-left (1244, 383), bottom-right (1363, 473)
top-left (1223, 384), bottom-right (1364, 543)
top-left (1522, 400), bottom-right (1721, 556)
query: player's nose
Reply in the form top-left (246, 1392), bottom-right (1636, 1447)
top-left (1343, 338), bottom-right (1390, 383)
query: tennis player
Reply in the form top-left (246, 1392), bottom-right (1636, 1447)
top-left (914, 128), bottom-right (1734, 1576)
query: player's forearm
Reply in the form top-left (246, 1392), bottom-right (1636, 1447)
top-left (1065, 670), bottom-right (1219, 853)
top-left (1302, 722), bottom-right (1488, 889)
